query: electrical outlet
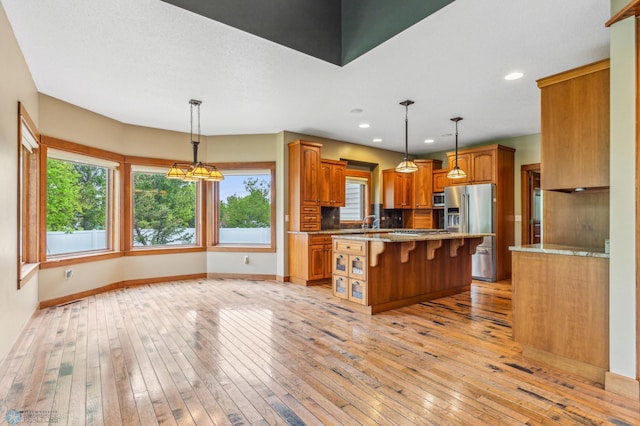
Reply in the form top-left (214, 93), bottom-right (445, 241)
top-left (64, 269), bottom-right (73, 280)
top-left (243, 255), bottom-right (249, 265)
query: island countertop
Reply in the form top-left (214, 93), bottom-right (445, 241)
top-left (332, 231), bottom-right (493, 243)
top-left (509, 243), bottom-right (609, 258)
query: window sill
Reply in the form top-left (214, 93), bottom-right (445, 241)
top-left (19, 263), bottom-right (40, 288)
top-left (124, 246), bottom-right (206, 256)
top-left (208, 245), bottom-right (275, 253)
top-left (41, 251), bottom-right (123, 269)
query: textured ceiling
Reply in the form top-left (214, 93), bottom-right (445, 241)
top-left (1, 0), bottom-right (611, 155)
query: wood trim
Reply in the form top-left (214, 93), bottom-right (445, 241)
top-left (276, 275), bottom-right (289, 282)
top-left (38, 144), bottom-right (48, 262)
top-left (18, 102), bottom-right (40, 141)
top-left (444, 143), bottom-right (515, 157)
top-left (124, 156), bottom-right (176, 167)
top-left (18, 263), bottom-right (39, 289)
top-left (206, 273), bottom-right (277, 281)
top-left (343, 168), bottom-right (372, 217)
top-left (38, 273), bottom-right (207, 309)
top-left (207, 246), bottom-right (276, 253)
top-left (605, 372), bottom-right (640, 399)
top-left (208, 161), bottom-right (276, 250)
top-left (606, 0), bottom-right (640, 27)
top-left (520, 163), bottom-right (541, 245)
top-left (123, 162), bottom-right (133, 250)
top-left (39, 251), bottom-right (124, 269)
top-left (536, 59), bottom-right (610, 88)
top-left (41, 135), bottom-right (124, 162)
top-left (124, 247), bottom-right (206, 256)
top-left (17, 103), bottom-right (40, 288)
top-left (637, 15), bottom-right (640, 387)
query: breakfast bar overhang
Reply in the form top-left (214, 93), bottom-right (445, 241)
top-left (331, 232), bottom-right (491, 314)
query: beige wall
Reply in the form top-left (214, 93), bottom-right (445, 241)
top-left (609, 0), bottom-right (636, 380)
top-left (0, 4), bottom-right (40, 362)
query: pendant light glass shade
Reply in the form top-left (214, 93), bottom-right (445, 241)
top-left (166, 100), bottom-right (224, 181)
top-left (447, 116), bottom-right (466, 179)
top-left (395, 100), bottom-right (418, 173)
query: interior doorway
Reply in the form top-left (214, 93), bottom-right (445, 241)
top-left (521, 163), bottom-right (541, 245)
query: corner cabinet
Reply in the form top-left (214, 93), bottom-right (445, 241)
top-left (320, 159), bottom-right (347, 207)
top-left (538, 59), bottom-right (610, 191)
top-left (289, 140), bottom-right (322, 231)
top-left (382, 170), bottom-right (413, 209)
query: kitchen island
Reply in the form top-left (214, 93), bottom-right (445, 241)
top-left (331, 231), bottom-right (490, 314)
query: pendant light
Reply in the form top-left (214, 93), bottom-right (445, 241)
top-left (446, 116), bottom-right (467, 179)
top-left (395, 100), bottom-right (418, 173)
top-left (166, 99), bottom-right (224, 181)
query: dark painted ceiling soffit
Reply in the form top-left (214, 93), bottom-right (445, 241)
top-left (160, 0), bottom-right (455, 66)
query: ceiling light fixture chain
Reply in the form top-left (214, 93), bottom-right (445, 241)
top-left (166, 99), bottom-right (224, 181)
top-left (446, 116), bottom-right (467, 179)
top-left (395, 99), bottom-right (418, 173)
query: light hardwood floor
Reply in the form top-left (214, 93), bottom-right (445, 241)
top-left (0, 278), bottom-right (638, 425)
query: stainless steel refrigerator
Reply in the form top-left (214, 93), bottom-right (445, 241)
top-left (444, 183), bottom-right (496, 281)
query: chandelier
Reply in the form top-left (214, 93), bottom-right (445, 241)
top-left (166, 99), bottom-right (224, 181)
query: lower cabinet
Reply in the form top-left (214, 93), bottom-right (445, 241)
top-left (289, 233), bottom-right (333, 285)
top-left (332, 239), bottom-right (368, 304)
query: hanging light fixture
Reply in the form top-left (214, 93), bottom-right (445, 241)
top-left (395, 100), bottom-right (418, 173)
top-left (166, 99), bottom-right (224, 181)
top-left (447, 117), bottom-right (467, 179)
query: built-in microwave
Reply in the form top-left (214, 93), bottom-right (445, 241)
top-left (433, 192), bottom-right (445, 207)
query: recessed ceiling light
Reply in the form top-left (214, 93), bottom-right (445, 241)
top-left (372, 138), bottom-right (382, 142)
top-left (424, 139), bottom-right (434, 144)
top-left (350, 108), bottom-right (363, 114)
top-left (504, 72), bottom-right (524, 81)
top-left (359, 123), bottom-right (370, 128)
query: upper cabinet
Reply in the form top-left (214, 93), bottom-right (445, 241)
top-left (446, 153), bottom-right (471, 185)
top-left (320, 159), bottom-right (347, 207)
top-left (382, 170), bottom-right (413, 209)
top-left (537, 59), bottom-right (610, 191)
top-left (432, 169), bottom-right (449, 193)
top-left (289, 140), bottom-right (322, 231)
top-left (412, 159), bottom-right (442, 208)
top-left (446, 145), bottom-right (513, 186)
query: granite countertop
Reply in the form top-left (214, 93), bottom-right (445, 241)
top-left (289, 228), bottom-right (404, 235)
top-left (509, 243), bottom-right (609, 258)
top-left (332, 232), bottom-right (493, 243)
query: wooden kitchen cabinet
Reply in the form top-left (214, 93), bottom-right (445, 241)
top-left (446, 153), bottom-right (471, 185)
top-left (289, 233), bottom-right (333, 285)
top-left (432, 169), bottom-right (449, 193)
top-left (512, 250), bottom-right (609, 383)
top-left (470, 149), bottom-right (495, 183)
top-left (446, 147), bottom-right (502, 185)
top-left (289, 140), bottom-right (322, 231)
top-left (320, 159), bottom-right (347, 207)
top-left (538, 59), bottom-right (610, 191)
top-left (412, 159), bottom-right (442, 208)
top-left (382, 169), bottom-right (413, 209)
top-left (332, 239), bottom-right (368, 304)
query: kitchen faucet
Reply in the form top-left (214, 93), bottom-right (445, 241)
top-left (362, 215), bottom-right (377, 229)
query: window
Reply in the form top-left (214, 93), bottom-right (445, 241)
top-left (45, 146), bottom-right (118, 257)
top-left (131, 166), bottom-right (198, 247)
top-left (340, 170), bottom-right (370, 223)
top-left (213, 163), bottom-right (275, 249)
top-left (18, 103), bottom-right (39, 286)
